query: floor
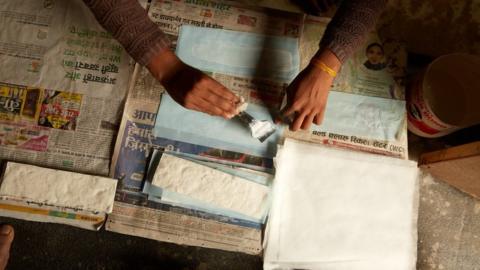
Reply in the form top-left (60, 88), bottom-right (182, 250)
top-left (3, 217), bottom-right (262, 270)
top-left (410, 128), bottom-right (480, 270)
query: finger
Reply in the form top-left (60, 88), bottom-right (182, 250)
top-left (183, 96), bottom-right (216, 116)
top-left (186, 102), bottom-right (211, 115)
top-left (204, 78), bottom-right (239, 102)
top-left (301, 113), bottom-right (316, 130)
top-left (282, 102), bottom-right (302, 118)
top-left (276, 112), bottom-right (293, 125)
top-left (0, 225), bottom-right (14, 262)
top-left (314, 109), bottom-right (325, 125)
top-left (291, 111), bottom-right (308, 131)
top-left (195, 97), bottom-right (232, 118)
top-left (201, 91), bottom-right (237, 115)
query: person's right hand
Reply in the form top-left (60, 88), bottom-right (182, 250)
top-left (147, 48), bottom-right (240, 119)
top-left (278, 48), bottom-right (341, 131)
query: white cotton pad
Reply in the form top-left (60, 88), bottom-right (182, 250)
top-left (236, 96), bottom-right (249, 113)
top-left (0, 162), bottom-right (117, 213)
top-left (151, 153), bottom-right (270, 219)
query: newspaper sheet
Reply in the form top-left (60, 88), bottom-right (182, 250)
top-left (0, 197), bottom-right (106, 231)
top-left (108, 0), bottom-right (305, 254)
top-left (107, 191), bottom-right (263, 255)
top-left (0, 0), bottom-right (133, 175)
top-left (286, 15), bottom-right (409, 159)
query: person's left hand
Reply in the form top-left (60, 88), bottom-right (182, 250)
top-left (278, 49), bottom-right (341, 131)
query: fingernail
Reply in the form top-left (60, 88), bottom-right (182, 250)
top-left (0, 225), bottom-right (12, 235)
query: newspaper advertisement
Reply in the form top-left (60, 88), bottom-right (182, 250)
top-left (0, 0), bottom-right (134, 175)
top-left (108, 0), bottom-right (305, 254)
top-left (290, 15), bottom-right (409, 159)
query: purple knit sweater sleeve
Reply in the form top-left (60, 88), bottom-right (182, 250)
top-left (82, 0), bottom-right (170, 66)
top-left (320, 0), bottom-right (387, 63)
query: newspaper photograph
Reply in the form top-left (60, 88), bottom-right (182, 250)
top-left (37, 90), bottom-right (82, 130)
top-left (0, 121), bottom-right (49, 152)
top-left (0, 0), bottom-right (134, 175)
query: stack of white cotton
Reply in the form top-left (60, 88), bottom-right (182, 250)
top-left (264, 139), bottom-right (419, 270)
top-left (151, 153), bottom-right (270, 221)
top-left (0, 162), bottom-right (117, 213)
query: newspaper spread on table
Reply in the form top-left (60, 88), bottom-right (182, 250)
top-left (286, 15), bottom-right (408, 159)
top-left (0, 0), bottom-right (134, 176)
top-left (107, 0), bottom-right (305, 255)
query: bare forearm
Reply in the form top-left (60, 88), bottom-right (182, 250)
top-left (82, 0), bottom-right (170, 66)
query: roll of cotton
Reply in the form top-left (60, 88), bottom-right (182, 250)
top-left (151, 153), bottom-right (270, 220)
top-left (0, 162), bottom-right (117, 213)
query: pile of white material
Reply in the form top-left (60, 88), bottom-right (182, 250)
top-left (152, 153), bottom-right (270, 220)
top-left (0, 162), bottom-right (117, 213)
top-left (264, 139), bottom-right (419, 270)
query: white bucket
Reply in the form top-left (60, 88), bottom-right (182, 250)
top-left (407, 53), bottom-right (480, 138)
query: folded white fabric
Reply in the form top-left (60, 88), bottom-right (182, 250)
top-left (152, 153), bottom-right (270, 220)
top-left (0, 162), bottom-right (117, 213)
top-left (264, 139), bottom-right (419, 270)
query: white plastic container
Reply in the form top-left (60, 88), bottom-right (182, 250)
top-left (407, 54), bottom-right (480, 138)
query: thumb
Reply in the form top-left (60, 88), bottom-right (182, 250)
top-left (0, 225), bottom-right (14, 269)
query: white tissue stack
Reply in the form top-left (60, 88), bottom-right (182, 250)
top-left (264, 139), bottom-right (419, 270)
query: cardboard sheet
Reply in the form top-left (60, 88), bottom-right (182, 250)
top-left (264, 139), bottom-right (419, 270)
top-left (0, 162), bottom-right (117, 213)
top-left (151, 153), bottom-right (270, 220)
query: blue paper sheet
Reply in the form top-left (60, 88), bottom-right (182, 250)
top-left (315, 91), bottom-right (406, 140)
top-left (153, 26), bottom-right (300, 157)
top-left (154, 94), bottom-right (283, 158)
top-left (176, 25), bottom-right (300, 83)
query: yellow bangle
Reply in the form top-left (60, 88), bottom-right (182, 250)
top-left (310, 59), bottom-right (337, 77)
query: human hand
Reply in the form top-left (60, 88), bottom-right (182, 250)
top-left (279, 49), bottom-right (341, 131)
top-left (147, 49), bottom-right (240, 119)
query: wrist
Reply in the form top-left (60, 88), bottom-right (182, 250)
top-left (147, 48), bottom-right (184, 84)
top-left (310, 48), bottom-right (341, 74)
